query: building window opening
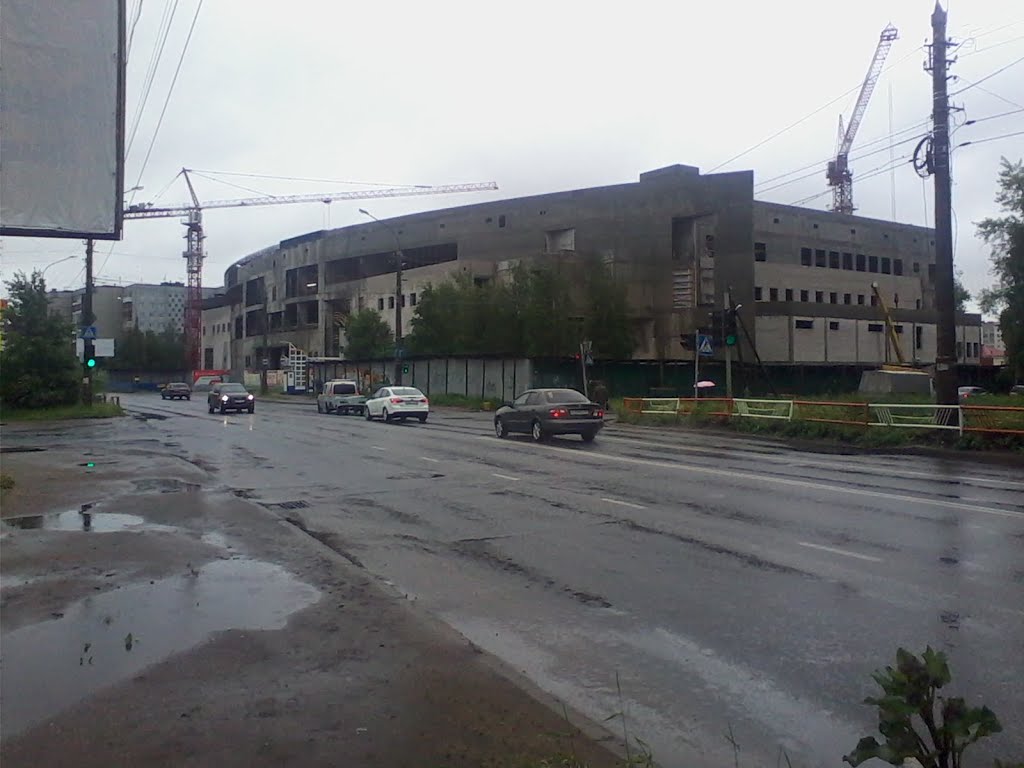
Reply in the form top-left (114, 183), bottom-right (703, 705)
top-left (815, 249), bottom-right (826, 267)
top-left (801, 247), bottom-right (812, 267)
top-left (785, 288), bottom-right (794, 301)
top-left (800, 289), bottom-right (809, 302)
top-left (769, 287), bottom-right (778, 301)
top-left (754, 242), bottom-right (767, 262)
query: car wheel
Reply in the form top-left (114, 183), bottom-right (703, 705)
top-left (494, 417), bottom-right (508, 438)
top-left (418, 414), bottom-right (427, 423)
top-left (185, 396), bottom-right (190, 401)
top-left (531, 419), bottom-right (544, 442)
top-left (365, 407), bottom-right (374, 421)
top-left (581, 430), bottom-right (597, 443)
top-left (383, 408), bottom-right (391, 423)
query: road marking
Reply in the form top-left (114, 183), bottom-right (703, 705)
top-left (371, 446), bottom-right (386, 451)
top-left (476, 436), bottom-right (1024, 520)
top-left (492, 473), bottom-right (520, 482)
top-left (797, 541), bottom-right (882, 563)
top-left (601, 497), bottom-right (647, 510)
top-left (599, 434), bottom-right (1024, 489)
top-left (419, 456), bottom-right (440, 463)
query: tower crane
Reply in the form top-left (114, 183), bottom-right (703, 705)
top-left (827, 23), bottom-right (898, 215)
top-left (123, 170), bottom-right (499, 370)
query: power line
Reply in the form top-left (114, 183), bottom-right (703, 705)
top-left (950, 54), bottom-right (1024, 97)
top-left (963, 108), bottom-right (1024, 125)
top-left (709, 44), bottom-right (923, 173)
top-left (125, 0), bottom-right (179, 161)
top-left (126, 0), bottom-right (144, 57)
top-left (956, 129), bottom-right (1024, 147)
top-left (754, 118), bottom-right (930, 189)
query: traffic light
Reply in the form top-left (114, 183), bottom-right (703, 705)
top-left (707, 310), bottom-right (725, 345)
top-left (724, 309), bottom-right (738, 347)
top-left (83, 340), bottom-right (97, 369)
top-left (402, 363), bottom-right (410, 375)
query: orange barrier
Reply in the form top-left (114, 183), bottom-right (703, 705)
top-left (621, 397), bottom-right (644, 414)
top-left (793, 400), bottom-right (870, 427)
top-left (961, 405), bottom-right (1024, 436)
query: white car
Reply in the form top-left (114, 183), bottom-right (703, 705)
top-left (364, 386), bottom-right (429, 423)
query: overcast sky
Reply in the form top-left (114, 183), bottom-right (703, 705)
top-left (2, 0), bottom-right (1021, 316)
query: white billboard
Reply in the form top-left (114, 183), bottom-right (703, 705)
top-left (0, 0), bottom-right (126, 239)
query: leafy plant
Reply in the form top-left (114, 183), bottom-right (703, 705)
top-left (845, 647), bottom-right (1002, 768)
top-left (342, 308), bottom-right (394, 360)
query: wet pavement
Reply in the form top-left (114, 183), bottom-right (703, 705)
top-left (4, 394), bottom-right (1022, 768)
top-left (2, 557), bottom-right (320, 737)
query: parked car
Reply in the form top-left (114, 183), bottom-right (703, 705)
top-left (1009, 384), bottom-right (1024, 397)
top-left (316, 379), bottom-right (366, 415)
top-left (958, 386), bottom-right (987, 401)
top-left (364, 386), bottom-right (429, 423)
top-left (161, 382), bottom-right (191, 401)
top-left (208, 382), bottom-right (255, 414)
top-left (493, 388), bottom-right (604, 442)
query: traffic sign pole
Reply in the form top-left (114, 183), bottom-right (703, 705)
top-left (693, 329), bottom-right (700, 398)
top-left (724, 291), bottom-right (733, 397)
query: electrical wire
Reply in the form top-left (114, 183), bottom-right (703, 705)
top-left (780, 154), bottom-right (912, 207)
top-left (710, 44), bottom-right (924, 173)
top-left (125, 0), bottom-right (179, 161)
top-left (950, 54), bottom-right (1024, 97)
top-left (956, 129), bottom-right (1024, 147)
top-left (754, 118), bottom-right (930, 189)
top-left (126, 0), bottom-right (144, 57)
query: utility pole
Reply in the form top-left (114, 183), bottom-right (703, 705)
top-left (82, 239), bottom-right (95, 407)
top-left (394, 247), bottom-right (404, 386)
top-left (929, 2), bottom-right (957, 405)
top-left (261, 298), bottom-right (269, 395)
top-left (359, 208), bottom-right (404, 386)
top-left (724, 290), bottom-right (733, 397)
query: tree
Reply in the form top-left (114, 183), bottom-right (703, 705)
top-left (977, 158), bottom-right (1024, 380)
top-left (954, 270), bottom-right (970, 313)
top-left (343, 309), bottom-right (394, 360)
top-left (582, 257), bottom-right (635, 360)
top-left (0, 271), bottom-right (80, 409)
top-left (107, 326), bottom-right (186, 371)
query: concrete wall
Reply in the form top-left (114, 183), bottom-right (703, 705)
top-left (306, 357), bottom-right (532, 402)
top-left (757, 315), bottom-right (984, 365)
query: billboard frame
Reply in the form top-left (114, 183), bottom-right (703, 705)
top-left (0, 0), bottom-right (127, 241)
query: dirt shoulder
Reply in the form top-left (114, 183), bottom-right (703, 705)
top-left (0, 424), bottom-right (624, 767)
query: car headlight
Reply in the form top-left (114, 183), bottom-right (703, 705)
top-left (247, 394), bottom-right (254, 400)
top-left (221, 395), bottom-right (229, 401)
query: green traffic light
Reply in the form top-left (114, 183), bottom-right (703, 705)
top-left (86, 358), bottom-right (97, 368)
top-left (725, 335), bottom-right (737, 347)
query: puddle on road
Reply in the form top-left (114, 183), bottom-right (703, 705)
top-left (2, 509), bottom-right (177, 534)
top-left (1, 558), bottom-right (320, 737)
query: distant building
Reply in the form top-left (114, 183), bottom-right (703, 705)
top-left (47, 282), bottom-right (219, 340)
top-left (981, 321), bottom-right (1004, 349)
top-left (211, 164), bottom-right (983, 382)
top-left (200, 292), bottom-right (232, 371)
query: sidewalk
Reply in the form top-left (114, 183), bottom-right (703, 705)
top-left (0, 420), bottom-right (623, 767)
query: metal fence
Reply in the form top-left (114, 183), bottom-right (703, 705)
top-left (620, 397), bottom-right (1024, 437)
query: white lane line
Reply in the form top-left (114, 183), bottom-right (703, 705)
top-left (371, 446), bottom-right (386, 451)
top-left (492, 473), bottom-right (521, 482)
top-left (475, 436), bottom-right (1023, 520)
top-left (600, 434), bottom-right (1024, 489)
top-left (419, 456), bottom-right (440, 463)
top-left (798, 541), bottom-right (883, 563)
top-left (601, 497), bottom-right (647, 510)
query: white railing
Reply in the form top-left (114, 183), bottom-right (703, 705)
top-left (639, 397), bottom-right (681, 415)
top-left (732, 398), bottom-right (794, 420)
top-left (868, 404), bottom-right (962, 432)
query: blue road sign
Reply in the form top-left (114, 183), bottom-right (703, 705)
top-left (697, 334), bottom-right (713, 356)
top-left (80, 326), bottom-right (97, 340)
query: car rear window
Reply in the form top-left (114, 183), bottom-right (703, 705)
top-left (391, 388), bottom-right (423, 397)
top-left (544, 390), bottom-right (589, 404)
top-left (333, 383), bottom-right (357, 395)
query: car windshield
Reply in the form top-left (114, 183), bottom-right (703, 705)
top-left (220, 384), bottom-right (246, 393)
top-left (391, 388), bottom-right (422, 397)
top-left (544, 390), bottom-right (589, 404)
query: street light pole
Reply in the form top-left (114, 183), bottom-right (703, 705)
top-left (359, 208), bottom-right (404, 386)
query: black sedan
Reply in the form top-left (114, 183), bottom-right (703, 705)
top-left (208, 382), bottom-right (255, 414)
top-left (161, 382), bottom-right (191, 400)
top-left (494, 388), bottom-right (605, 442)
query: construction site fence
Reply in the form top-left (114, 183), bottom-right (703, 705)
top-left (619, 398), bottom-right (1024, 436)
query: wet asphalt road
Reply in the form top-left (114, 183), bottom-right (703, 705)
top-left (117, 394), bottom-right (1023, 767)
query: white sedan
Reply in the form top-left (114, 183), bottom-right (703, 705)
top-left (364, 386), bottom-right (430, 423)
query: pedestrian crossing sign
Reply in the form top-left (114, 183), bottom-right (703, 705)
top-left (697, 334), bottom-right (713, 355)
